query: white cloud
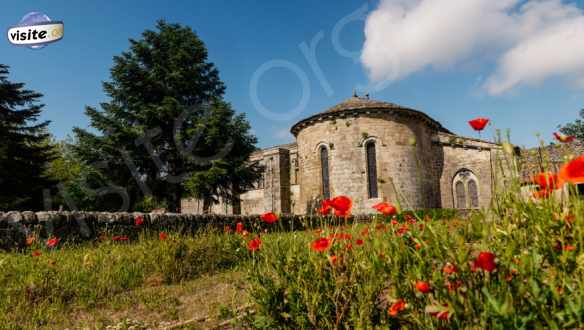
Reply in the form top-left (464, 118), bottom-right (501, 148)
top-left (361, 0), bottom-right (584, 95)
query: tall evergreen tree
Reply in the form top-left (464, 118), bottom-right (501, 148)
top-left (0, 64), bottom-right (55, 211)
top-left (74, 21), bottom-right (260, 212)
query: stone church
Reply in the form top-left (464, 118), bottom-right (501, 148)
top-left (182, 94), bottom-right (501, 215)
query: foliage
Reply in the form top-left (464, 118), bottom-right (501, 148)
top-left (0, 64), bottom-right (55, 211)
top-left (73, 20), bottom-right (259, 212)
top-left (559, 108), bottom-right (584, 141)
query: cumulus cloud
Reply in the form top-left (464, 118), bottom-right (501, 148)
top-left (361, 0), bottom-right (584, 95)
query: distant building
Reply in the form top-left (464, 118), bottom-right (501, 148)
top-left (182, 94), bottom-right (502, 215)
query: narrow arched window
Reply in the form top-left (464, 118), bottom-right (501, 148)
top-left (455, 181), bottom-right (466, 208)
top-left (320, 146), bottom-right (330, 199)
top-left (366, 141), bottom-right (378, 198)
top-left (468, 179), bottom-right (478, 208)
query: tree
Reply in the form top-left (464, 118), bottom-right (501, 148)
top-left (0, 64), bottom-right (55, 211)
top-left (73, 21), bottom-right (260, 212)
top-left (559, 109), bottom-right (584, 140)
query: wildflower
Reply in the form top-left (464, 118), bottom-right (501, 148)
top-left (554, 132), bottom-right (575, 143)
top-left (314, 228), bottom-right (325, 236)
top-left (390, 219), bottom-right (399, 226)
top-left (112, 236), bottom-right (129, 242)
top-left (319, 199), bottom-right (333, 215)
top-left (329, 233), bottom-right (352, 240)
top-left (159, 232), bottom-right (168, 241)
top-left (415, 281), bottom-right (431, 293)
top-left (236, 222), bottom-right (244, 233)
top-left (345, 243), bottom-right (353, 250)
top-left (329, 255), bottom-right (338, 264)
top-left (31, 250), bottom-right (41, 257)
top-left (46, 237), bottom-right (59, 248)
top-left (260, 212), bottom-right (279, 224)
top-left (242, 230), bottom-right (250, 238)
top-left (247, 237), bottom-right (262, 251)
top-left (532, 172), bottom-right (558, 191)
top-left (389, 299), bottom-right (406, 317)
top-left (473, 251), bottom-right (496, 273)
top-left (415, 242), bottom-right (422, 250)
top-left (468, 118), bottom-right (489, 131)
top-left (311, 237), bottom-right (332, 252)
top-left (442, 263), bottom-right (458, 275)
top-left (396, 224), bottom-right (409, 236)
top-left (331, 196), bottom-right (352, 217)
top-left (427, 304), bottom-right (450, 320)
top-left (361, 227), bottom-right (369, 237)
top-left (134, 215), bottom-right (144, 226)
top-left (224, 225), bottom-right (232, 233)
top-left (25, 236), bottom-right (35, 246)
top-left (533, 189), bottom-right (552, 199)
top-left (564, 245), bottom-right (576, 251)
top-left (558, 155), bottom-right (584, 187)
top-left (372, 202), bottom-right (397, 216)
top-left (356, 239), bottom-right (364, 246)
top-left (445, 280), bottom-right (463, 293)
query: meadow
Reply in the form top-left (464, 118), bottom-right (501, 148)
top-left (2, 140), bottom-right (584, 329)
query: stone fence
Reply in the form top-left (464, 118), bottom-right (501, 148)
top-left (0, 209), bottom-right (464, 250)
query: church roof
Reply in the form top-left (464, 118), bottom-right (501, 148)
top-left (291, 93), bottom-right (451, 136)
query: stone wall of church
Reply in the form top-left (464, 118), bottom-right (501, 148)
top-left (433, 133), bottom-right (500, 209)
top-left (295, 113), bottom-right (440, 214)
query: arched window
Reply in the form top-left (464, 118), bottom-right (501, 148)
top-left (455, 181), bottom-right (466, 208)
top-left (468, 179), bottom-right (478, 208)
top-left (452, 169), bottom-right (480, 209)
top-left (320, 146), bottom-right (330, 199)
top-left (365, 141), bottom-right (378, 198)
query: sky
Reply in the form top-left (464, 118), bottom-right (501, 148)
top-left (2, 0), bottom-right (584, 149)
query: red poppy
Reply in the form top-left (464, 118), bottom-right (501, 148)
top-left (396, 224), bottom-right (409, 236)
top-left (329, 233), bottom-right (353, 241)
top-left (46, 237), bottom-right (60, 248)
top-left (26, 236), bottom-right (35, 246)
top-left (361, 227), bottom-right (369, 237)
top-left (356, 239), bottom-right (364, 246)
top-left (415, 281), bottom-right (431, 293)
top-left (224, 225), bottom-right (232, 233)
top-left (532, 172), bottom-right (558, 190)
top-left (247, 237), bottom-right (262, 251)
top-left (236, 222), bottom-right (244, 233)
top-left (260, 212), bottom-right (279, 224)
top-left (345, 242), bottom-right (353, 250)
top-left (445, 280), bottom-right (463, 293)
top-left (553, 132), bottom-right (575, 143)
top-left (473, 251), bottom-right (496, 272)
top-left (134, 215), bottom-right (144, 226)
top-left (329, 255), bottom-right (338, 264)
top-left (331, 196), bottom-right (352, 217)
top-left (389, 299), bottom-right (406, 317)
top-left (415, 242), bottom-right (422, 250)
top-left (532, 189), bottom-right (552, 199)
top-left (442, 263), bottom-right (458, 275)
top-left (311, 237), bottom-right (332, 252)
top-left (159, 232), bottom-right (168, 241)
top-left (558, 156), bottom-right (584, 187)
top-left (428, 304), bottom-right (450, 320)
top-left (390, 219), bottom-right (399, 226)
top-left (564, 245), bottom-right (576, 251)
top-left (468, 118), bottom-right (489, 131)
top-left (372, 202), bottom-right (397, 216)
top-left (112, 236), bottom-right (129, 242)
top-left (31, 250), bottom-right (41, 257)
top-left (319, 199), bottom-right (333, 215)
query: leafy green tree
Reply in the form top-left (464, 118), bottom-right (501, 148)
top-left (559, 109), bottom-right (584, 140)
top-left (0, 64), bottom-right (55, 211)
top-left (74, 21), bottom-right (260, 212)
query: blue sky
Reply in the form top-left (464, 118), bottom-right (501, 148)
top-left (1, 0), bottom-right (584, 149)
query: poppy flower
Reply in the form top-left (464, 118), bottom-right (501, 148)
top-left (390, 219), bottom-right (399, 226)
top-left (112, 235), bottom-right (129, 242)
top-left (372, 202), bottom-right (397, 216)
top-left (46, 237), bottom-right (60, 248)
top-left (564, 245), bottom-right (576, 251)
top-left (553, 132), bottom-right (575, 143)
top-left (329, 255), bottom-right (338, 264)
top-left (329, 233), bottom-right (352, 241)
top-left (224, 225), bottom-right (232, 233)
top-left (415, 242), bottom-right (422, 250)
top-left (532, 172), bottom-right (558, 190)
top-left (415, 281), bottom-right (431, 293)
top-left (345, 243), bottom-right (353, 250)
top-left (331, 196), bottom-right (352, 217)
top-left (159, 232), bottom-right (168, 241)
top-left (242, 230), bottom-right (250, 237)
top-left (532, 189), bottom-right (552, 199)
top-left (468, 118), bottom-right (489, 131)
top-left (361, 227), bottom-right (369, 237)
top-left (445, 280), bottom-right (463, 293)
top-left (319, 199), bottom-right (333, 215)
top-left (473, 251), bottom-right (496, 272)
top-left (442, 263), bottom-right (458, 275)
top-left (558, 155), bottom-right (584, 187)
top-left (236, 222), bottom-right (244, 233)
top-left (26, 236), bottom-right (35, 247)
top-left (389, 299), bottom-right (406, 317)
top-left (356, 239), bottom-right (364, 246)
top-left (31, 250), bottom-right (41, 257)
top-left (134, 215), bottom-right (144, 226)
top-left (428, 304), bottom-right (450, 320)
top-left (311, 237), bottom-right (332, 252)
top-left (247, 237), bottom-right (262, 251)
top-left (260, 212), bottom-right (279, 224)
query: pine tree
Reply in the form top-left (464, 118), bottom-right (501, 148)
top-left (0, 64), bottom-right (55, 210)
top-left (74, 21), bottom-right (260, 212)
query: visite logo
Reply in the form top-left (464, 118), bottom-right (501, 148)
top-left (7, 12), bottom-right (63, 49)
